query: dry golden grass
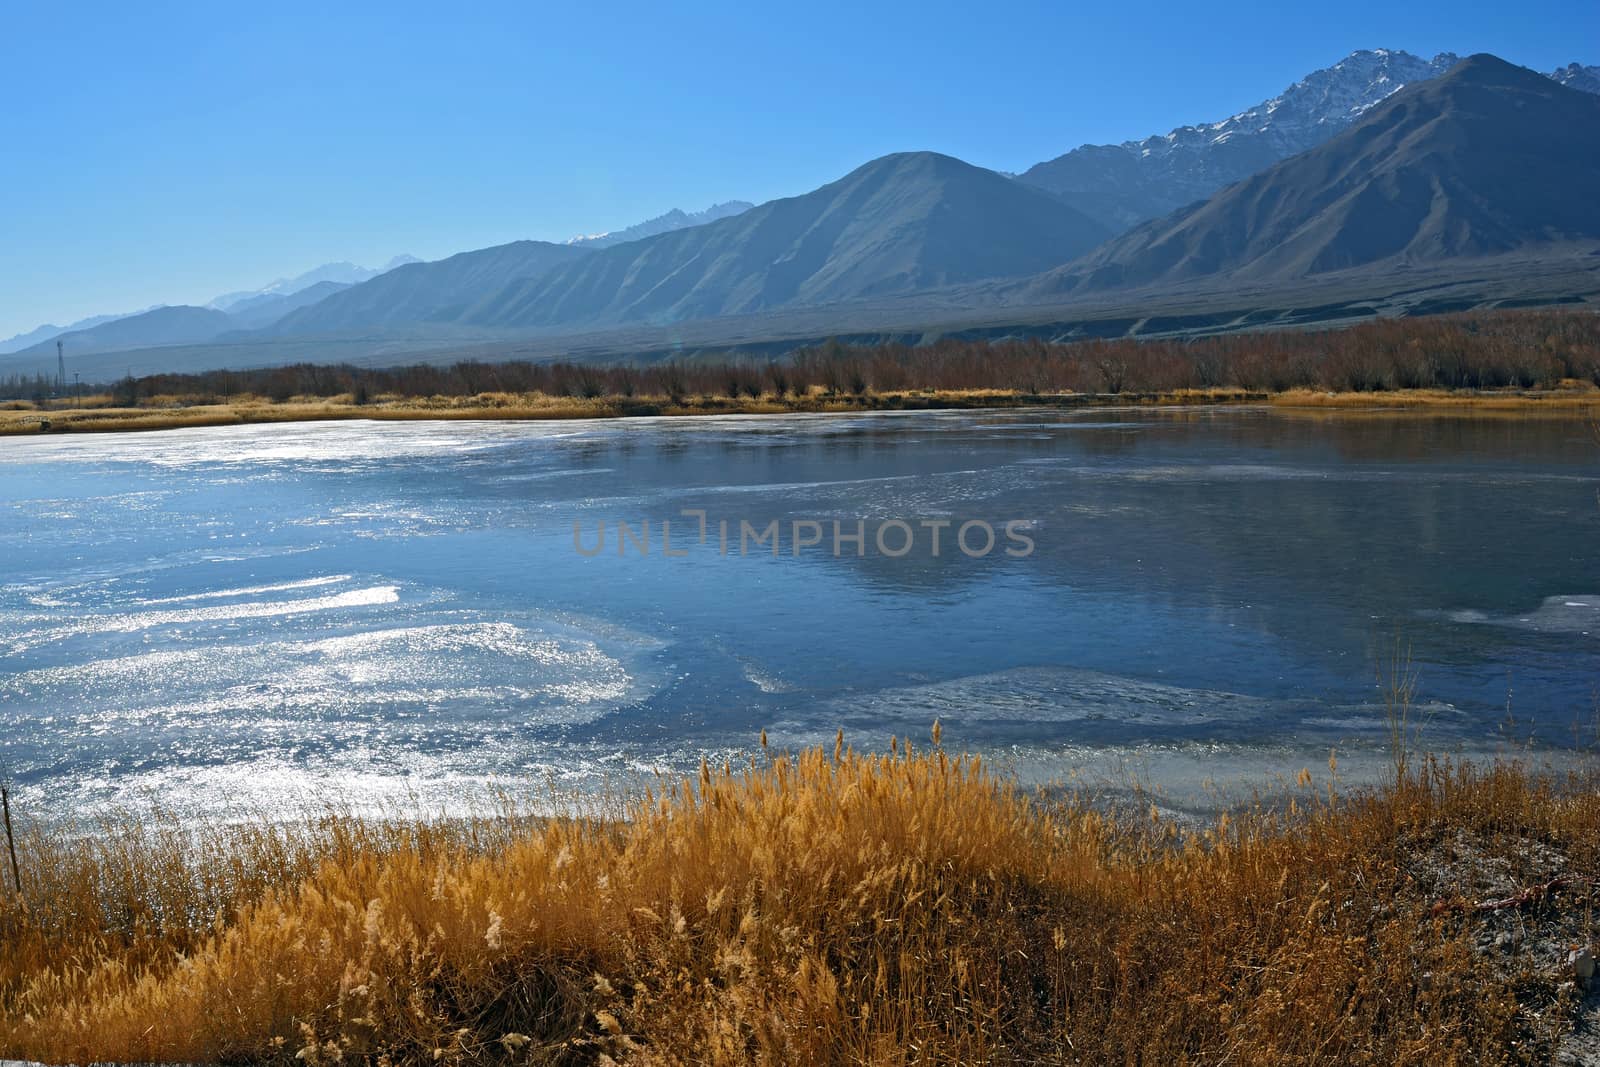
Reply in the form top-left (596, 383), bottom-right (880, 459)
top-left (7, 385), bottom-right (1597, 438)
top-left (1271, 386), bottom-right (1600, 413)
top-left (0, 390), bottom-right (987, 436)
top-left (3, 741), bottom-right (1597, 1064)
top-left (0, 393), bottom-right (839, 436)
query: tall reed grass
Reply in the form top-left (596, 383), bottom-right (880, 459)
top-left (3, 739), bottom-right (1596, 1063)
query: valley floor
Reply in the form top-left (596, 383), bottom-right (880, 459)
top-left (3, 384), bottom-right (1599, 436)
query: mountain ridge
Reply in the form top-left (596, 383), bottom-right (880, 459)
top-left (223, 281), bottom-right (356, 330)
top-left (2, 257), bottom-right (419, 357)
top-left (1023, 55), bottom-right (1600, 297)
top-left (266, 241), bottom-right (595, 335)
top-left (1018, 49), bottom-right (1600, 231)
top-left (8, 306), bottom-right (238, 362)
top-left (206, 256), bottom-right (420, 311)
top-left (567, 201), bottom-right (756, 248)
top-left (1550, 62), bottom-right (1600, 94)
top-left (456, 151), bottom-right (1112, 330)
top-left (0, 309), bottom-right (164, 356)
top-left (10, 48), bottom-right (1599, 377)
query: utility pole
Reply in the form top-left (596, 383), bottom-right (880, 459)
top-left (74, 372), bottom-right (81, 406)
top-left (56, 340), bottom-right (66, 398)
top-left (1, 784), bottom-right (19, 898)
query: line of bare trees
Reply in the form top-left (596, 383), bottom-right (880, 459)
top-left (3, 309), bottom-right (1597, 406)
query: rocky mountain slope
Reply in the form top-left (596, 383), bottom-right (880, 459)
top-left (1023, 55), bottom-right (1600, 296)
top-left (1018, 50), bottom-right (1599, 231)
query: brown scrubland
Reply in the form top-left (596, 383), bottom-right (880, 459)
top-left (3, 309), bottom-right (1598, 435)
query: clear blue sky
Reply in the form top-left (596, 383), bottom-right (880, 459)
top-left (2, 0), bottom-right (1594, 338)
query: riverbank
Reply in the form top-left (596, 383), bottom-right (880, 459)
top-left (3, 383), bottom-right (1598, 436)
top-left (3, 742), bottom-right (1598, 1063)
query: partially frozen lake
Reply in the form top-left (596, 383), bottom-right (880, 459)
top-left (2, 408), bottom-right (1597, 815)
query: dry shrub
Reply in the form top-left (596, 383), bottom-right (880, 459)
top-left (7, 308), bottom-right (1597, 412)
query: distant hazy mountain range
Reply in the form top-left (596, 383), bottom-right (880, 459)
top-left (19, 306), bottom-right (240, 362)
top-left (567, 202), bottom-right (755, 248)
top-left (0, 309), bottom-right (161, 356)
top-left (0, 203), bottom-right (762, 358)
top-left (6, 49), bottom-right (1598, 379)
top-left (204, 257), bottom-right (422, 312)
top-left (0, 257), bottom-right (419, 356)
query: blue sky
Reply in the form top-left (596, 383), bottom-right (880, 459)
top-left (2, 0), bottom-right (1595, 339)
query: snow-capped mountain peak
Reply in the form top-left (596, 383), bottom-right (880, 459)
top-left (1550, 62), bottom-right (1600, 94)
top-left (1017, 49), bottom-right (1593, 232)
top-left (1125, 50), bottom-right (1460, 166)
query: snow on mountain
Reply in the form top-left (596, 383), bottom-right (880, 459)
top-left (1031, 54), bottom-right (1600, 297)
top-left (1550, 62), bottom-right (1600, 94)
top-left (1130, 50), bottom-right (1460, 163)
top-left (207, 256), bottom-right (421, 310)
top-left (1018, 50), bottom-right (1595, 231)
top-left (567, 201), bottom-right (756, 248)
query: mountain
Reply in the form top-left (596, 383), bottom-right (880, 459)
top-left (266, 241), bottom-right (594, 334)
top-left (567, 202), bottom-right (756, 247)
top-left (207, 256), bottom-right (420, 311)
top-left (3, 257), bottom-right (419, 358)
top-left (1550, 62), bottom-right (1600, 94)
top-left (1017, 50), bottom-right (1600, 233)
top-left (11, 305), bottom-right (236, 361)
top-left (222, 280), bottom-right (355, 329)
top-left (1024, 55), bottom-right (1600, 297)
top-left (17, 52), bottom-right (1596, 375)
top-left (461, 152), bottom-right (1111, 329)
top-left (0, 310), bottom-right (159, 355)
